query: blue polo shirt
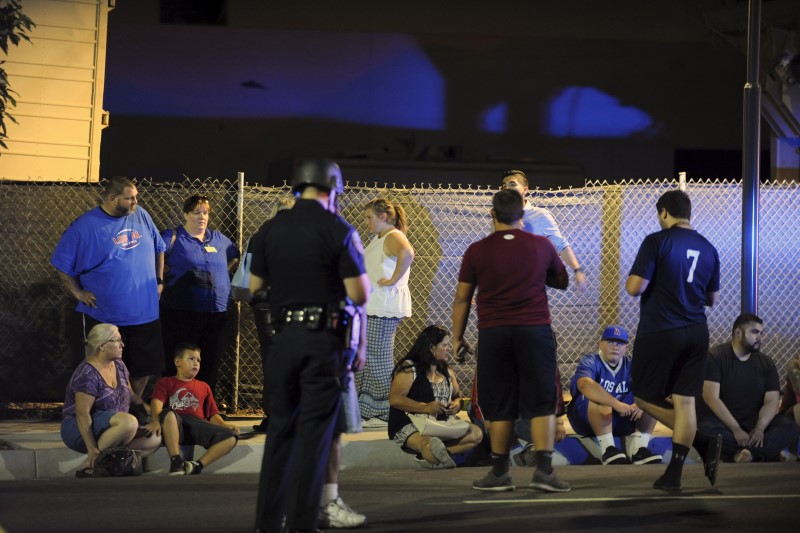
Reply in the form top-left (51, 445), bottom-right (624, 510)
top-left (51, 206), bottom-right (166, 326)
top-left (160, 226), bottom-right (239, 313)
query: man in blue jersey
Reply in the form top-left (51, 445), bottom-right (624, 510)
top-left (52, 176), bottom-right (167, 405)
top-left (626, 189), bottom-right (722, 491)
top-left (567, 325), bottom-right (662, 465)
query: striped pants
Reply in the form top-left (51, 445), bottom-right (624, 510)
top-left (356, 316), bottom-right (402, 421)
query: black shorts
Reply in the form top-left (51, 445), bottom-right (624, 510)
top-left (631, 323), bottom-right (709, 406)
top-left (83, 314), bottom-right (165, 378)
top-left (476, 324), bottom-right (557, 421)
top-left (160, 410), bottom-right (238, 448)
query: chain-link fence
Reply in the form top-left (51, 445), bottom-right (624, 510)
top-left (0, 178), bottom-right (798, 414)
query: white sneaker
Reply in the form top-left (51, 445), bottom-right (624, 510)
top-left (361, 418), bottom-right (388, 429)
top-left (319, 496), bottom-right (367, 529)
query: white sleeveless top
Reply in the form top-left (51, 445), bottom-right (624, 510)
top-left (364, 229), bottom-right (412, 318)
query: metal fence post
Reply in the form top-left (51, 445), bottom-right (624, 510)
top-left (234, 171), bottom-right (245, 412)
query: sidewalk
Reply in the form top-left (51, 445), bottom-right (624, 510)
top-left (0, 418), bottom-right (680, 480)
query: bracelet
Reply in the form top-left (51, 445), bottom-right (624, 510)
top-left (156, 277), bottom-right (164, 285)
top-left (573, 267), bottom-right (583, 273)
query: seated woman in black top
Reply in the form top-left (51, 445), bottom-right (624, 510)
top-left (388, 325), bottom-right (483, 468)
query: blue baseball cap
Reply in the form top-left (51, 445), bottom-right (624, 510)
top-left (601, 325), bottom-right (629, 343)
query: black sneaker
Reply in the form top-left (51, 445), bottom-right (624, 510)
top-left (184, 460), bottom-right (202, 475)
top-left (703, 434), bottom-right (722, 486)
top-left (653, 474), bottom-right (682, 492)
top-left (601, 445), bottom-right (630, 465)
top-left (631, 447), bottom-right (663, 465)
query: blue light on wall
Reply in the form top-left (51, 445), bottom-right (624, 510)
top-left (544, 87), bottom-right (654, 138)
top-left (104, 28), bottom-right (444, 129)
top-left (479, 102), bottom-right (508, 134)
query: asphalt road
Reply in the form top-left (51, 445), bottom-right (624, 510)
top-left (1, 463), bottom-right (798, 532)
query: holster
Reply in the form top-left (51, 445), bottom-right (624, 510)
top-left (251, 291), bottom-right (276, 339)
top-left (332, 300), bottom-right (361, 351)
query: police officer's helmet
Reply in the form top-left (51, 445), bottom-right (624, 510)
top-left (290, 158), bottom-right (344, 194)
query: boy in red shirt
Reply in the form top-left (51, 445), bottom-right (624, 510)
top-left (147, 343), bottom-right (239, 475)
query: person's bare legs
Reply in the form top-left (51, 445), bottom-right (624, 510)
top-left (96, 413), bottom-right (139, 450)
top-left (197, 436), bottom-right (236, 468)
top-left (488, 420), bottom-right (514, 454)
top-left (586, 401), bottom-right (613, 436)
top-left (161, 411), bottom-right (181, 458)
top-left (530, 415), bottom-right (555, 453)
top-left (636, 394), bottom-right (713, 490)
top-left (634, 396), bottom-right (675, 429)
top-left (586, 401), bottom-right (617, 457)
top-left (635, 412), bottom-right (658, 434)
top-left (85, 413), bottom-right (161, 470)
top-left (127, 433), bottom-right (162, 457)
top-left (445, 424), bottom-right (483, 455)
top-left (669, 394), bottom-right (696, 448)
top-left (327, 434), bottom-right (341, 483)
top-left (319, 434), bottom-right (366, 527)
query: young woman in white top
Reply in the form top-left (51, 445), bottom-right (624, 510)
top-left (357, 198), bottom-right (415, 426)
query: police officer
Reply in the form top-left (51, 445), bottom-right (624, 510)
top-left (251, 158), bottom-right (369, 533)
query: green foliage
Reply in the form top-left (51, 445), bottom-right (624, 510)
top-left (0, 0), bottom-right (35, 151)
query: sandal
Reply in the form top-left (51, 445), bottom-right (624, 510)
top-left (75, 467), bottom-right (94, 478)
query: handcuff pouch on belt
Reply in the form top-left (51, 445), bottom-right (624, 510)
top-left (254, 296), bottom-right (361, 351)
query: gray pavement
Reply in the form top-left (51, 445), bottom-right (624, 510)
top-left (1, 464), bottom-right (799, 532)
top-left (0, 418), bottom-right (680, 480)
top-left (2, 419), bottom-right (799, 532)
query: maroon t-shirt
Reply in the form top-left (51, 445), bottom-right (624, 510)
top-left (458, 229), bottom-right (565, 329)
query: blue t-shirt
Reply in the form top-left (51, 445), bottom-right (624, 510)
top-left (160, 226), bottom-right (239, 312)
top-left (570, 352), bottom-right (633, 402)
top-left (51, 206), bottom-right (166, 325)
top-left (629, 226), bottom-right (720, 334)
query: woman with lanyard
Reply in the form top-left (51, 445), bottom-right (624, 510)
top-left (160, 194), bottom-right (239, 393)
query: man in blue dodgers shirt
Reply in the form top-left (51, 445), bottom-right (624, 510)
top-left (567, 325), bottom-right (662, 465)
top-left (52, 176), bottom-right (167, 409)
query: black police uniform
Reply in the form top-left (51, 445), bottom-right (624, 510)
top-left (251, 198), bottom-right (365, 533)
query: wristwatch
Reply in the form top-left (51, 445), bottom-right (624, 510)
top-left (156, 277), bottom-right (164, 285)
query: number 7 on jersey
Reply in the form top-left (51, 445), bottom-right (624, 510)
top-left (686, 249), bottom-right (700, 283)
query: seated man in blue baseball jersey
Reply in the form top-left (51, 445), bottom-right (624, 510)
top-left (567, 326), bottom-right (662, 465)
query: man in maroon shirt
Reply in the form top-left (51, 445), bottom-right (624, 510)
top-left (452, 189), bottom-right (569, 492)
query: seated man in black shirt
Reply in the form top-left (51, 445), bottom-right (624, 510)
top-left (698, 314), bottom-right (800, 462)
